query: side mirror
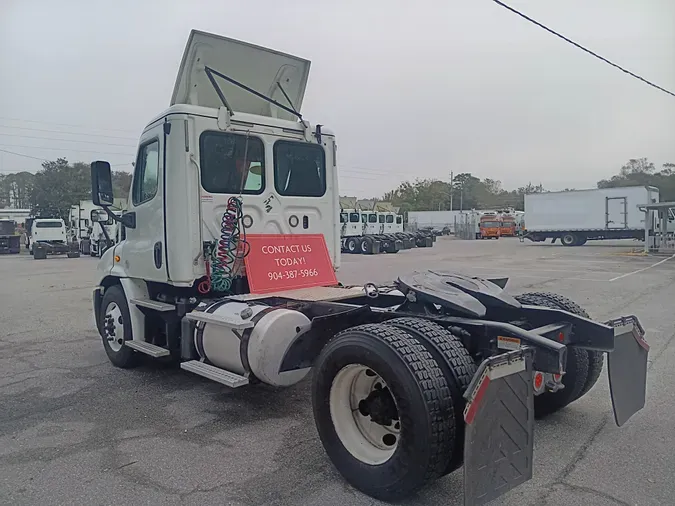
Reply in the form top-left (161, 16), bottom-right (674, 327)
top-left (90, 209), bottom-right (108, 223)
top-left (91, 160), bottom-right (114, 206)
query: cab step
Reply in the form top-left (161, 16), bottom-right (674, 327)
top-left (124, 340), bottom-right (171, 357)
top-left (130, 298), bottom-right (176, 312)
top-left (180, 360), bottom-right (249, 388)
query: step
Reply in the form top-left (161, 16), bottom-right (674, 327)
top-left (180, 360), bottom-right (249, 388)
top-left (130, 298), bottom-right (176, 312)
top-left (185, 311), bottom-right (255, 330)
top-left (124, 340), bottom-right (171, 357)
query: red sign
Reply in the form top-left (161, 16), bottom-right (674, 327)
top-left (244, 234), bottom-right (338, 294)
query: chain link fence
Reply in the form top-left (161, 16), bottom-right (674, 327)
top-left (454, 214), bottom-right (478, 240)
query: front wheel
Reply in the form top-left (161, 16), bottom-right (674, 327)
top-left (312, 323), bottom-right (454, 501)
top-left (99, 285), bottom-right (140, 369)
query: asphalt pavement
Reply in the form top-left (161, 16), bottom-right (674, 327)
top-left (1, 237), bottom-right (674, 506)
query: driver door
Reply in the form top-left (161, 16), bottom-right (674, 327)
top-left (121, 125), bottom-right (168, 282)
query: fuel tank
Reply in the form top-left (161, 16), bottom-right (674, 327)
top-left (193, 300), bottom-right (311, 387)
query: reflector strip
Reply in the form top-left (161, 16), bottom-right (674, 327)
top-left (464, 374), bottom-right (490, 425)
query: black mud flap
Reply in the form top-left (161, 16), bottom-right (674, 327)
top-left (463, 348), bottom-right (535, 506)
top-left (606, 316), bottom-right (649, 427)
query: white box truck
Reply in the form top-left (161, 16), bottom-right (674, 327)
top-left (523, 186), bottom-right (662, 246)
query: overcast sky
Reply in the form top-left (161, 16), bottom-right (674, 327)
top-left (1, 0), bottom-right (673, 198)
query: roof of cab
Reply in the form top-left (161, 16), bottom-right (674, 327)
top-left (143, 104), bottom-right (334, 136)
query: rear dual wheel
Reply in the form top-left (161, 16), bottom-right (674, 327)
top-left (312, 321), bottom-right (475, 501)
top-left (514, 292), bottom-right (603, 417)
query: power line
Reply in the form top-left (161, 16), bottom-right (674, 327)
top-left (0, 132), bottom-right (137, 148)
top-left (491, 0), bottom-right (675, 98)
top-left (0, 123), bottom-right (138, 141)
top-left (0, 148), bottom-right (48, 162)
top-left (0, 143), bottom-right (134, 157)
top-left (0, 116), bottom-right (138, 134)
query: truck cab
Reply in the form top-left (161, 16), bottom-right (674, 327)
top-left (93, 30), bottom-right (338, 292)
top-left (479, 214), bottom-right (501, 239)
top-left (28, 218), bottom-right (67, 251)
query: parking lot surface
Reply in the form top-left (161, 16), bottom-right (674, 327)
top-left (1, 237), bottom-right (674, 506)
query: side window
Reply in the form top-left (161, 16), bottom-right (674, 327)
top-left (132, 140), bottom-right (160, 206)
top-left (386, 215), bottom-right (394, 223)
top-left (274, 141), bottom-right (326, 197)
top-left (200, 131), bottom-right (265, 194)
top-left (378, 215), bottom-right (385, 223)
top-left (361, 214), bottom-right (368, 223)
top-left (396, 216), bottom-right (402, 224)
top-left (340, 213), bottom-right (347, 224)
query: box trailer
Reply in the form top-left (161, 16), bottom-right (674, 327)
top-left (523, 186), bottom-right (661, 246)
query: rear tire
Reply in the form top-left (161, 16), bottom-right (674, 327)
top-left (360, 237), bottom-right (372, 254)
top-left (521, 292), bottom-right (603, 400)
top-left (561, 233), bottom-right (578, 246)
top-left (99, 285), bottom-right (140, 369)
top-left (383, 317), bottom-right (477, 475)
top-left (514, 293), bottom-right (590, 417)
top-left (312, 323), bottom-right (453, 501)
top-left (346, 237), bottom-right (358, 254)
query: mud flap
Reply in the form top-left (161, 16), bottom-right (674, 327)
top-left (463, 349), bottom-right (535, 506)
top-left (606, 316), bottom-right (649, 427)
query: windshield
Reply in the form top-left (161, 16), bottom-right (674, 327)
top-left (0, 221), bottom-right (15, 235)
top-left (200, 131), bottom-right (265, 195)
top-left (368, 214), bottom-right (377, 223)
top-left (386, 215), bottom-right (394, 223)
top-left (35, 221), bottom-right (63, 228)
top-left (349, 213), bottom-right (360, 223)
top-left (274, 141), bottom-right (326, 197)
top-left (480, 221), bottom-right (501, 228)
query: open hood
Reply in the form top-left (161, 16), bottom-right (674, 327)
top-left (171, 30), bottom-right (311, 121)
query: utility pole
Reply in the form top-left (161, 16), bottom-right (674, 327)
top-left (449, 171), bottom-right (454, 211)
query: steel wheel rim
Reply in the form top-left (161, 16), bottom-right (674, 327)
top-left (329, 364), bottom-right (400, 465)
top-left (104, 302), bottom-right (125, 352)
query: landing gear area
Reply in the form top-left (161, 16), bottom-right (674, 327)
top-left (93, 271), bottom-right (648, 504)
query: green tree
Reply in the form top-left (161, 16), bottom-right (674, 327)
top-left (597, 158), bottom-right (675, 201)
top-left (0, 171), bottom-right (34, 209)
top-left (31, 158), bottom-right (91, 218)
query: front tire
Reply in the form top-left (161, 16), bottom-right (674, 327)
top-left (99, 285), bottom-right (140, 369)
top-left (312, 323), bottom-right (453, 501)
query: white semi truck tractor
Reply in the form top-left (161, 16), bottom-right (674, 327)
top-left (90, 30), bottom-right (649, 505)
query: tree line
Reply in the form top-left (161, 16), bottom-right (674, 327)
top-left (2, 156), bottom-right (673, 219)
top-left (381, 157), bottom-right (675, 214)
top-left (0, 158), bottom-right (132, 219)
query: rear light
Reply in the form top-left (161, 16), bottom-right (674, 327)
top-left (553, 373), bottom-right (562, 383)
top-left (533, 372), bottom-right (545, 392)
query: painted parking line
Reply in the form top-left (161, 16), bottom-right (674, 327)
top-left (608, 253), bottom-right (675, 282)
